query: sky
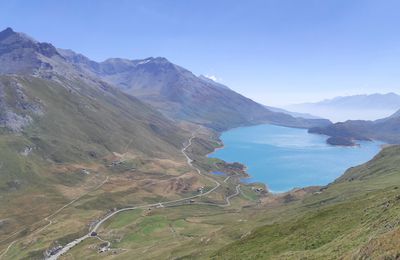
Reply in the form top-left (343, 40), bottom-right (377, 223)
top-left (1, 0), bottom-right (400, 106)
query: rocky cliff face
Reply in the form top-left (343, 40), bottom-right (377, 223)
top-left (0, 79), bottom-right (43, 132)
top-left (0, 28), bottom-right (63, 75)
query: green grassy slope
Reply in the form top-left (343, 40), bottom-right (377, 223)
top-left (213, 145), bottom-right (400, 259)
top-left (0, 74), bottom-right (189, 242)
top-left (17, 75), bottom-right (186, 160)
top-left (0, 74), bottom-right (188, 191)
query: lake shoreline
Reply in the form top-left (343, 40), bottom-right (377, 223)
top-left (208, 124), bottom-right (383, 192)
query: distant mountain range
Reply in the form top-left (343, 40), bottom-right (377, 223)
top-left (295, 93), bottom-right (400, 109)
top-left (263, 105), bottom-right (322, 119)
top-left (58, 48), bottom-right (330, 131)
top-left (287, 93), bottom-right (400, 122)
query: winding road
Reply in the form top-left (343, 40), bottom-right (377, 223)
top-left (1, 132), bottom-right (240, 260)
top-left (0, 176), bottom-right (110, 260)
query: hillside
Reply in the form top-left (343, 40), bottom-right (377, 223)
top-left (0, 28), bottom-right (187, 155)
top-left (59, 49), bottom-right (331, 131)
top-left (213, 145), bottom-right (400, 259)
top-left (309, 109), bottom-right (400, 146)
top-left (0, 27), bottom-right (197, 251)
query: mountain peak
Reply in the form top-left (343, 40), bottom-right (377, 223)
top-left (151, 57), bottom-right (169, 63)
top-left (1, 27), bottom-right (14, 34)
top-left (135, 57), bottom-right (171, 66)
top-left (0, 27), bottom-right (38, 43)
top-left (0, 28), bottom-right (63, 75)
top-left (0, 27), bottom-right (17, 40)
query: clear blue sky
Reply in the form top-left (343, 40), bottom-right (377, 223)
top-left (1, 0), bottom-right (399, 106)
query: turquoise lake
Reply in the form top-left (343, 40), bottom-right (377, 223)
top-left (210, 124), bottom-right (382, 192)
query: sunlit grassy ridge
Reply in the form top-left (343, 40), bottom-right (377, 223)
top-left (213, 145), bottom-right (400, 259)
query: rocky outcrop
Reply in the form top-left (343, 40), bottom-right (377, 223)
top-left (0, 79), bottom-right (43, 132)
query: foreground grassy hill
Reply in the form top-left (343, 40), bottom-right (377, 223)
top-left (213, 145), bottom-right (400, 259)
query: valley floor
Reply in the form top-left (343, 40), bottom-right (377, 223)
top-left (0, 127), bottom-right (265, 259)
top-left (0, 128), bottom-right (399, 260)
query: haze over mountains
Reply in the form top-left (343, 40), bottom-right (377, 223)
top-left (287, 93), bottom-right (400, 122)
top-left (263, 105), bottom-right (322, 120)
